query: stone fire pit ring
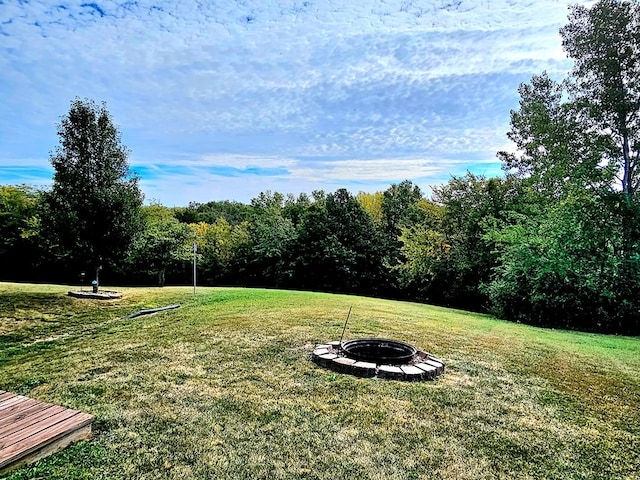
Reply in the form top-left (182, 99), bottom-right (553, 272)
top-left (312, 338), bottom-right (445, 381)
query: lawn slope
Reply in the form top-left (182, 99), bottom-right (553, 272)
top-left (0, 283), bottom-right (638, 480)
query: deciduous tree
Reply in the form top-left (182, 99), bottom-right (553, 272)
top-left (43, 98), bottom-right (144, 288)
top-left (561, 0), bottom-right (640, 196)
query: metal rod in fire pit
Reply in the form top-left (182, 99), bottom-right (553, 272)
top-left (339, 306), bottom-right (352, 348)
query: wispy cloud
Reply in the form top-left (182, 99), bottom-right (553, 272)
top-left (0, 0), bottom-right (588, 203)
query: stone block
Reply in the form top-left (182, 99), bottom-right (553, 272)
top-left (314, 353), bottom-right (338, 368)
top-left (352, 361), bottom-right (377, 378)
top-left (425, 359), bottom-right (444, 374)
top-left (400, 365), bottom-right (426, 381)
top-left (414, 363), bottom-right (437, 379)
top-left (377, 365), bottom-right (404, 380)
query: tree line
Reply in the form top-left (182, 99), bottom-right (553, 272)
top-left (2, 0), bottom-right (639, 335)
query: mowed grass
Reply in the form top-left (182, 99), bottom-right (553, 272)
top-left (0, 282), bottom-right (639, 480)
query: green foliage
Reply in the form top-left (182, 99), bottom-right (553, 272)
top-left (192, 219), bottom-right (250, 284)
top-left (381, 180), bottom-right (424, 260)
top-left (296, 188), bottom-right (386, 294)
top-left (178, 200), bottom-right (252, 225)
top-left (417, 173), bottom-right (524, 309)
top-left (0, 185), bottom-right (42, 279)
top-left (42, 98), bottom-right (144, 285)
top-left (128, 213), bottom-right (193, 286)
top-left (498, 73), bottom-right (615, 199)
top-left (486, 193), bottom-right (640, 333)
top-left (241, 211), bottom-right (297, 286)
top-left (0, 185), bottom-right (40, 255)
top-left (356, 191), bottom-right (384, 226)
top-left (483, 0), bottom-right (640, 333)
top-left (395, 223), bottom-right (448, 292)
top-left (561, 0), bottom-right (640, 195)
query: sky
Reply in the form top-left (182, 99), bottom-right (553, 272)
top-left (0, 0), bottom-right (589, 206)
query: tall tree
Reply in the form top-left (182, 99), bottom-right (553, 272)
top-left (43, 98), bottom-right (144, 287)
top-left (498, 73), bottom-right (615, 199)
top-left (381, 180), bottom-right (425, 272)
top-left (427, 173), bottom-right (524, 310)
top-left (485, 191), bottom-right (640, 334)
top-left (295, 189), bottom-right (386, 294)
top-left (561, 0), bottom-right (640, 196)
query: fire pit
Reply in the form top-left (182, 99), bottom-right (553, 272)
top-left (311, 339), bottom-right (444, 381)
top-left (341, 338), bottom-right (417, 364)
top-left (311, 308), bottom-right (445, 381)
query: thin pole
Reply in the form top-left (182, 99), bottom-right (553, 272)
top-left (193, 242), bottom-right (197, 295)
top-left (339, 306), bottom-right (352, 348)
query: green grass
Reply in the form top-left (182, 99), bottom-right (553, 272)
top-left (1, 282), bottom-right (639, 480)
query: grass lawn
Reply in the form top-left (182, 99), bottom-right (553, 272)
top-left (0, 282), bottom-right (639, 479)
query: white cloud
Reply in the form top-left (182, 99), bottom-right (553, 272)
top-left (0, 0), bottom-right (591, 204)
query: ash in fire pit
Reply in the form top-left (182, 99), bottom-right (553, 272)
top-left (311, 308), bottom-right (444, 381)
top-left (341, 338), bottom-right (416, 364)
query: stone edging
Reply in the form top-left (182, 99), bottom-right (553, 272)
top-left (67, 290), bottom-right (123, 300)
top-left (311, 340), bottom-right (445, 381)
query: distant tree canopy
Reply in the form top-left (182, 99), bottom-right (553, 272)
top-left (42, 98), bottom-right (144, 287)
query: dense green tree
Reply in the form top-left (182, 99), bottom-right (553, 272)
top-left (498, 73), bottom-right (615, 199)
top-left (427, 173), bottom-right (525, 310)
top-left (561, 0), bottom-right (640, 196)
top-left (380, 180), bottom-right (426, 292)
top-left (356, 191), bottom-right (384, 227)
top-left (486, 192), bottom-right (640, 333)
top-left (231, 191), bottom-right (298, 286)
top-left (178, 200), bottom-right (252, 226)
top-left (392, 198), bottom-right (446, 296)
top-left (381, 180), bottom-right (424, 240)
top-left (0, 185), bottom-right (41, 279)
top-left (295, 189), bottom-right (386, 294)
top-left (240, 212), bottom-right (297, 286)
top-left (43, 98), bottom-right (144, 287)
top-left (250, 191), bottom-right (286, 212)
top-left (282, 193), bottom-right (312, 226)
top-left (394, 223), bottom-right (448, 297)
top-left (486, 0), bottom-right (640, 333)
top-left (0, 185), bottom-right (40, 257)
top-left (192, 219), bottom-right (250, 284)
top-left (128, 212), bottom-right (193, 286)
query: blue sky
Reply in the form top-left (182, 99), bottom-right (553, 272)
top-left (1, 0), bottom-right (587, 205)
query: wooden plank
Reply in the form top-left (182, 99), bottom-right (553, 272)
top-left (0, 390), bottom-right (95, 473)
top-left (0, 405), bottom-right (67, 442)
top-left (0, 396), bottom-right (27, 412)
top-left (0, 398), bottom-right (40, 419)
top-left (0, 424), bottom-right (91, 475)
top-left (0, 392), bottom-right (16, 403)
top-left (0, 413), bottom-right (93, 469)
top-left (0, 401), bottom-right (54, 430)
top-left (0, 408), bottom-right (79, 447)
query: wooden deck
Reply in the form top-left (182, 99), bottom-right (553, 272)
top-left (0, 390), bottom-right (94, 474)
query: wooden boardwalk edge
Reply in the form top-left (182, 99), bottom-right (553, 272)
top-left (0, 390), bottom-right (94, 474)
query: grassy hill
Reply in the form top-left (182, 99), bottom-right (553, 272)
top-left (1, 282), bottom-right (638, 479)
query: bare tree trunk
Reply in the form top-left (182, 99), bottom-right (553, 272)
top-left (158, 269), bottom-right (165, 287)
top-left (623, 130), bottom-right (633, 196)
